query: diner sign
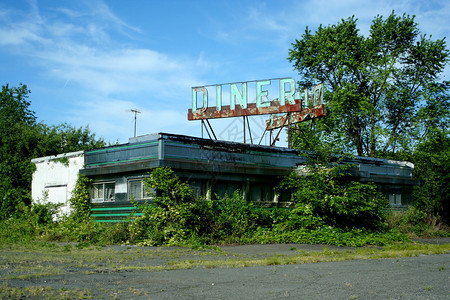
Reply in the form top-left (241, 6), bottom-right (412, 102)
top-left (188, 78), bottom-right (323, 120)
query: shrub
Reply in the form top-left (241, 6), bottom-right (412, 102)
top-left (283, 204), bottom-right (324, 230)
top-left (0, 217), bottom-right (34, 244)
top-left (135, 167), bottom-right (215, 246)
top-left (386, 207), bottom-right (450, 237)
top-left (0, 197), bottom-right (62, 244)
top-left (130, 167), bottom-right (401, 247)
top-left (68, 175), bottom-right (92, 221)
top-left (276, 165), bottom-right (389, 231)
top-left (30, 201), bottom-right (62, 225)
top-left (214, 190), bottom-right (258, 242)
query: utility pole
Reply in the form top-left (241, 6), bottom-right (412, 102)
top-left (126, 109), bottom-right (141, 137)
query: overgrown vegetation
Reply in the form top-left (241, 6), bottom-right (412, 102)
top-left (68, 175), bottom-right (92, 222)
top-left (1, 167), bottom-right (447, 248)
top-left (411, 132), bottom-right (449, 224)
top-left (386, 206), bottom-right (449, 238)
top-left (126, 167), bottom-right (410, 247)
top-left (276, 165), bottom-right (388, 231)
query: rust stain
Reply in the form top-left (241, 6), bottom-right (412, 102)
top-left (265, 104), bottom-right (326, 130)
top-left (188, 99), bottom-right (302, 120)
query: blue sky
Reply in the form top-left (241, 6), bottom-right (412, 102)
top-left (1, 0), bottom-right (449, 146)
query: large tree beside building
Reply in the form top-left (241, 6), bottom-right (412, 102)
top-left (0, 84), bottom-right (105, 220)
top-left (288, 12), bottom-right (449, 157)
top-left (0, 84), bottom-right (37, 218)
top-left (288, 12), bottom-right (449, 223)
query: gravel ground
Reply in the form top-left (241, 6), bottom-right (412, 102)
top-left (1, 241), bottom-right (449, 299)
top-left (89, 253), bottom-right (448, 299)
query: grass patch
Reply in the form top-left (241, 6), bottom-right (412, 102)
top-left (422, 285), bottom-right (433, 291)
top-left (0, 282), bottom-right (93, 299)
top-left (0, 242), bottom-right (448, 283)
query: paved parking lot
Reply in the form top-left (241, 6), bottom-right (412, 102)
top-left (2, 241), bottom-right (449, 299)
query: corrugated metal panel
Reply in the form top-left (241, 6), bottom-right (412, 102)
top-left (84, 141), bottom-right (159, 167)
top-left (90, 202), bottom-right (144, 223)
top-left (162, 138), bottom-right (306, 175)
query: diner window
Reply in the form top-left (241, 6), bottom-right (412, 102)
top-left (213, 181), bottom-right (242, 199)
top-left (389, 187), bottom-right (402, 206)
top-left (189, 181), bottom-right (204, 198)
top-left (92, 182), bottom-right (115, 203)
top-left (249, 183), bottom-right (274, 202)
top-left (128, 179), bottom-right (153, 201)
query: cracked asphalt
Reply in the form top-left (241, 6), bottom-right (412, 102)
top-left (2, 241), bottom-right (449, 299)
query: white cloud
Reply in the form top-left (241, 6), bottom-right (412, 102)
top-left (83, 0), bottom-right (142, 36)
top-left (0, 9), bottom-right (46, 46)
top-left (43, 46), bottom-right (200, 97)
top-left (0, 0), bottom-right (210, 98)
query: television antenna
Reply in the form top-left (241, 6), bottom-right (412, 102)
top-left (126, 109), bottom-right (142, 137)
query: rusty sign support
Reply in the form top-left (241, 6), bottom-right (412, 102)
top-left (258, 128), bottom-right (267, 145)
top-left (288, 112), bottom-right (292, 148)
top-left (243, 116), bottom-right (246, 144)
top-left (270, 113), bottom-right (289, 147)
top-left (246, 116), bottom-right (253, 144)
top-left (242, 116), bottom-right (253, 144)
top-left (201, 119), bottom-right (217, 140)
top-left (241, 116), bottom-right (252, 144)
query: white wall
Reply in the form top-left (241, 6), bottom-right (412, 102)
top-left (31, 151), bottom-right (84, 217)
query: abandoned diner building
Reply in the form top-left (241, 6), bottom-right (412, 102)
top-left (31, 78), bottom-right (418, 221)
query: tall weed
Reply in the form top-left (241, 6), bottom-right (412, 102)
top-left (386, 207), bottom-right (449, 237)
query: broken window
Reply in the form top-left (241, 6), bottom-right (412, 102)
top-left (92, 182), bottom-right (115, 203)
top-left (388, 187), bottom-right (402, 206)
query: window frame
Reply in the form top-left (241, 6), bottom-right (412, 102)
top-left (127, 178), bottom-right (153, 201)
top-left (92, 181), bottom-right (115, 203)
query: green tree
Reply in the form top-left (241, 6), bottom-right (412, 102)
top-left (36, 123), bottom-right (105, 155)
top-left (288, 12), bottom-right (449, 157)
top-left (0, 84), bottom-right (37, 218)
top-left (412, 131), bottom-right (449, 223)
top-left (0, 83), bottom-right (106, 220)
